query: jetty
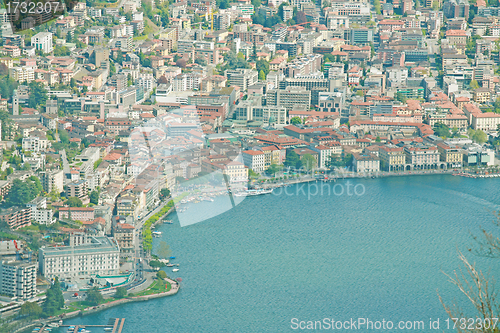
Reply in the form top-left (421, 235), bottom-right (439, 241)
top-left (58, 318), bottom-right (126, 333)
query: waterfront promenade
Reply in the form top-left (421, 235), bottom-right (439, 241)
top-left (10, 278), bottom-right (179, 333)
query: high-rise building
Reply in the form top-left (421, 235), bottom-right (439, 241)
top-left (31, 32), bottom-right (53, 54)
top-left (0, 260), bottom-right (37, 300)
top-left (39, 170), bottom-right (64, 194)
top-left (266, 87), bottom-right (311, 111)
top-left (224, 69), bottom-right (258, 91)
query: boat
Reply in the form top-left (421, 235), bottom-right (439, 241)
top-left (167, 263), bottom-right (174, 267)
top-left (48, 322), bottom-right (60, 328)
top-left (234, 189), bottom-right (273, 197)
top-left (104, 329), bottom-right (113, 332)
top-left (170, 256), bottom-right (175, 259)
top-left (173, 268), bottom-right (179, 272)
top-left (152, 231), bottom-right (162, 236)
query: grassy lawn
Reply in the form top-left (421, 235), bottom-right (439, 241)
top-left (134, 279), bottom-right (171, 297)
top-left (133, 35), bottom-right (149, 41)
top-left (0, 231), bottom-right (19, 240)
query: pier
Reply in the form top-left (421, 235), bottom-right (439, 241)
top-left (56, 318), bottom-right (126, 333)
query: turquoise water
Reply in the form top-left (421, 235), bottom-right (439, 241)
top-left (62, 175), bottom-right (500, 332)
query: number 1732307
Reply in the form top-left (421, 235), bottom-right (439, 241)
top-left (445, 318), bottom-right (498, 330)
top-left (6, 1), bottom-right (61, 14)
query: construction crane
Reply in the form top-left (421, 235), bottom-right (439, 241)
top-left (210, 8), bottom-right (218, 31)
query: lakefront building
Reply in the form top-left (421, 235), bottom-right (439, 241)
top-left (39, 235), bottom-right (120, 279)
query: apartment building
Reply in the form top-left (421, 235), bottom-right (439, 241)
top-left (266, 87), bottom-right (311, 111)
top-left (310, 145), bottom-right (336, 169)
top-left (22, 135), bottom-right (50, 152)
top-left (59, 207), bottom-right (94, 221)
top-left (32, 32), bottom-right (53, 53)
top-left (378, 146), bottom-right (406, 171)
top-left (437, 143), bottom-right (463, 168)
top-left (26, 197), bottom-right (54, 225)
top-left (66, 180), bottom-right (89, 200)
top-left (242, 150), bottom-right (266, 173)
top-left (39, 235), bottom-right (120, 279)
top-left (352, 153), bottom-right (381, 173)
top-left (9, 66), bottom-right (35, 83)
top-left (0, 207), bottom-right (31, 230)
top-left (404, 145), bottom-right (440, 169)
top-left (0, 260), bottom-right (37, 300)
top-left (224, 69), bottom-right (258, 91)
top-left (112, 222), bottom-right (135, 258)
top-left (39, 169), bottom-right (64, 194)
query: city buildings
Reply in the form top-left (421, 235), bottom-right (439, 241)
top-left (31, 32), bottom-right (53, 53)
top-left (59, 207), bottom-right (95, 221)
top-left (0, 260), bottom-right (37, 300)
top-left (39, 235), bottom-right (120, 279)
top-left (0, 207), bottom-right (32, 230)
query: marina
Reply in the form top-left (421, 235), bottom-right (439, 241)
top-left (33, 318), bottom-right (126, 333)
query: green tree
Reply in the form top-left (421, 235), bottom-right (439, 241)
top-left (290, 117), bottom-right (302, 125)
top-left (19, 301), bottom-right (43, 319)
top-left (469, 79), bottom-right (480, 90)
top-left (54, 45), bottom-right (70, 57)
top-left (59, 129), bottom-right (70, 144)
top-left (301, 154), bottom-right (317, 171)
top-left (195, 57), bottom-right (207, 66)
top-left (328, 153), bottom-right (353, 168)
top-left (86, 287), bottom-right (104, 306)
top-left (248, 169), bottom-right (259, 178)
top-left (258, 70), bottom-right (266, 80)
top-left (28, 81), bottom-right (48, 109)
top-left (473, 130), bottom-right (488, 144)
top-left (89, 190), bottom-right (99, 205)
top-left (433, 122), bottom-right (451, 138)
top-left (149, 260), bottom-right (166, 269)
top-left (256, 59), bottom-right (270, 77)
top-left (395, 92), bottom-right (407, 103)
top-left (114, 287), bottom-right (127, 298)
top-left (94, 158), bottom-right (102, 169)
top-left (5, 177), bottom-right (42, 207)
top-left (66, 196), bottom-right (83, 207)
top-left (156, 270), bottom-right (168, 279)
top-left (160, 188), bottom-right (170, 199)
top-left (284, 151), bottom-right (302, 169)
top-left (266, 164), bottom-right (280, 176)
top-left (43, 277), bottom-right (64, 316)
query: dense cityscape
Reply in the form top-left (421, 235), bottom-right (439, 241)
top-left (0, 0), bottom-right (499, 330)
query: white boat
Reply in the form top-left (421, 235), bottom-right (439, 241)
top-left (152, 231), bottom-right (162, 235)
top-left (234, 189), bottom-right (273, 197)
top-left (172, 268), bottom-right (179, 272)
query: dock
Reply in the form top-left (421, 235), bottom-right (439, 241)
top-left (56, 318), bottom-right (126, 333)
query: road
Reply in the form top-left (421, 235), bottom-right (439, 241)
top-left (61, 149), bottom-right (70, 174)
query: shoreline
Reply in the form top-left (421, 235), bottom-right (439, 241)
top-left (14, 278), bottom-right (179, 333)
top-left (257, 168), bottom-right (500, 190)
